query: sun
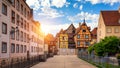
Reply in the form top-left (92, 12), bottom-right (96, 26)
top-left (41, 24), bottom-right (49, 35)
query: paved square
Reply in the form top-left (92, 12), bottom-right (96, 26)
top-left (31, 55), bottom-right (97, 68)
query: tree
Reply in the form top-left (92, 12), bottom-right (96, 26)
top-left (88, 36), bottom-right (120, 56)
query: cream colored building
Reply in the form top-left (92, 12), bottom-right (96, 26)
top-left (0, 0), bottom-right (44, 64)
top-left (97, 8), bottom-right (120, 42)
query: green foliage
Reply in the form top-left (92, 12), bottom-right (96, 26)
top-left (88, 36), bottom-right (120, 56)
top-left (88, 45), bottom-right (94, 54)
top-left (116, 53), bottom-right (120, 59)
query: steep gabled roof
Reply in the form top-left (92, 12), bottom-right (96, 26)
top-left (66, 23), bottom-right (76, 31)
top-left (101, 10), bottom-right (120, 26)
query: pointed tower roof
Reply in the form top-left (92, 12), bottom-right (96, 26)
top-left (81, 18), bottom-right (87, 26)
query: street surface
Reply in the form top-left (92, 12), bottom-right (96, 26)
top-left (31, 55), bottom-right (97, 68)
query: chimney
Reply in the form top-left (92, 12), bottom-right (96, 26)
top-left (79, 22), bottom-right (81, 27)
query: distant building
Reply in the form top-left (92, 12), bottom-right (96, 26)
top-left (59, 29), bottom-right (68, 49)
top-left (65, 24), bottom-right (76, 48)
top-left (91, 27), bottom-right (97, 45)
top-left (59, 29), bottom-right (68, 55)
top-left (74, 20), bottom-right (91, 52)
top-left (97, 8), bottom-right (120, 42)
top-left (57, 24), bottom-right (76, 55)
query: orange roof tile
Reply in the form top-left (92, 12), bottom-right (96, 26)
top-left (101, 11), bottom-right (120, 26)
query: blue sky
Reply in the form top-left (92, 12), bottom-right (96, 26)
top-left (26, 0), bottom-right (120, 36)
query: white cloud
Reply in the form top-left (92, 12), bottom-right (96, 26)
top-left (79, 5), bottom-right (83, 10)
top-left (67, 11), bottom-right (99, 30)
top-left (85, 0), bottom-right (120, 5)
top-left (51, 0), bottom-right (67, 8)
top-left (65, 2), bottom-right (70, 7)
top-left (26, 0), bottom-right (65, 18)
top-left (73, 3), bottom-right (78, 8)
top-left (38, 7), bottom-right (64, 18)
top-left (40, 0), bottom-right (51, 7)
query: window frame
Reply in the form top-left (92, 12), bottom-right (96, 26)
top-left (2, 22), bottom-right (7, 34)
top-left (11, 10), bottom-right (15, 24)
top-left (77, 34), bottom-right (80, 39)
top-left (11, 43), bottom-right (15, 53)
top-left (107, 28), bottom-right (112, 33)
top-left (85, 34), bottom-right (89, 39)
top-left (2, 3), bottom-right (7, 16)
top-left (16, 44), bottom-right (19, 53)
top-left (1, 42), bottom-right (7, 53)
top-left (114, 28), bottom-right (119, 33)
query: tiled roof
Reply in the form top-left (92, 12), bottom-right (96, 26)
top-left (101, 11), bottom-right (120, 26)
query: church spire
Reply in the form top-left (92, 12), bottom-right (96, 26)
top-left (83, 18), bottom-right (85, 23)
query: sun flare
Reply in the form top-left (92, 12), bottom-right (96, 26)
top-left (41, 25), bottom-right (49, 35)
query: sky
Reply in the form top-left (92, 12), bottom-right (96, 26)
top-left (26, 0), bottom-right (120, 36)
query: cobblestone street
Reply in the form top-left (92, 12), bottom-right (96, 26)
top-left (31, 55), bottom-right (97, 68)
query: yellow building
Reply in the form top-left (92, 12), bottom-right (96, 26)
top-left (59, 33), bottom-right (68, 48)
top-left (97, 8), bottom-right (120, 42)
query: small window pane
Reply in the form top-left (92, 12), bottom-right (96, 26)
top-left (2, 3), bottom-right (7, 15)
top-left (11, 43), bottom-right (15, 53)
top-left (2, 42), bottom-right (7, 53)
top-left (2, 22), bottom-right (7, 34)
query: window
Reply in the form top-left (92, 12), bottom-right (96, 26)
top-left (21, 4), bottom-right (23, 14)
top-left (11, 27), bottom-right (15, 40)
top-left (24, 45), bottom-right (26, 53)
top-left (24, 20), bottom-right (26, 30)
top-left (2, 3), bottom-right (7, 15)
top-left (31, 46), bottom-right (33, 52)
top-left (77, 41), bottom-right (80, 46)
top-left (21, 31), bottom-right (23, 41)
top-left (11, 43), bottom-right (15, 53)
top-left (114, 28), bottom-right (119, 33)
top-left (107, 28), bottom-right (112, 33)
top-left (16, 30), bottom-right (19, 41)
top-left (82, 29), bottom-right (86, 32)
top-left (16, 0), bottom-right (19, 11)
top-left (24, 8), bottom-right (26, 17)
top-left (11, 0), bottom-right (15, 7)
top-left (72, 30), bottom-right (75, 33)
top-left (16, 44), bottom-right (19, 53)
top-left (27, 23), bottom-right (29, 31)
top-left (21, 18), bottom-right (23, 28)
top-left (2, 22), bottom-right (7, 34)
top-left (21, 45), bottom-right (23, 53)
top-left (85, 35), bottom-right (89, 39)
top-left (27, 11), bottom-right (29, 19)
top-left (16, 14), bottom-right (20, 26)
top-left (62, 36), bottom-right (65, 40)
top-left (77, 34), bottom-right (80, 39)
top-left (2, 42), bottom-right (7, 53)
top-left (27, 34), bottom-right (29, 43)
top-left (85, 42), bottom-right (90, 46)
top-left (11, 10), bottom-right (15, 23)
top-left (24, 33), bottom-right (26, 42)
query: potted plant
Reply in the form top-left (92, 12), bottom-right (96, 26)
top-left (116, 53), bottom-right (120, 65)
